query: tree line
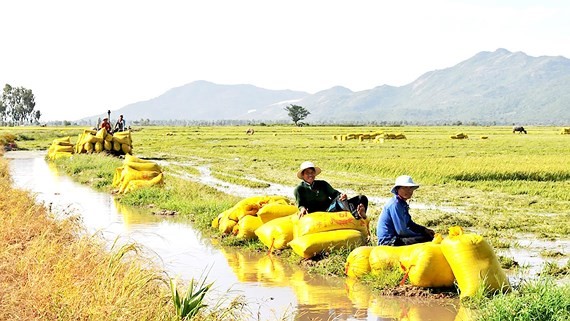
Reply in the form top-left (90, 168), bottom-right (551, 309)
top-left (0, 84), bottom-right (41, 126)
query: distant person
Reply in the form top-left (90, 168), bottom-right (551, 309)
top-left (294, 161), bottom-right (368, 219)
top-left (99, 117), bottom-right (112, 133)
top-left (376, 175), bottom-right (435, 246)
top-left (114, 114), bottom-right (126, 132)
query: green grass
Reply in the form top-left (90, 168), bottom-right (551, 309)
top-left (473, 278), bottom-right (570, 321)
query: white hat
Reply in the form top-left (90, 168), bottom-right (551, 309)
top-left (390, 175), bottom-right (419, 194)
top-left (297, 161), bottom-right (322, 179)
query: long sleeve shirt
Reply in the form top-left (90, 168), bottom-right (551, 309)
top-left (376, 195), bottom-right (426, 245)
top-left (293, 180), bottom-right (340, 213)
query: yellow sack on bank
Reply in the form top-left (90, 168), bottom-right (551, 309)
top-left (125, 154), bottom-right (154, 163)
top-left (123, 160), bottom-right (161, 172)
top-left (294, 211), bottom-right (369, 238)
top-left (441, 226), bottom-right (510, 298)
top-left (255, 215), bottom-right (295, 250)
top-left (218, 215), bottom-right (238, 234)
top-left (234, 215), bottom-right (263, 240)
top-left (51, 144), bottom-right (74, 153)
top-left (345, 246), bottom-right (373, 278)
top-left (289, 229), bottom-right (365, 259)
top-left (369, 243), bottom-right (423, 273)
top-left (256, 203), bottom-right (298, 223)
top-left (401, 241), bottom-right (455, 288)
top-left (122, 172), bottom-right (164, 194)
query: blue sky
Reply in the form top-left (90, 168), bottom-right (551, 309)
top-left (1, 0), bottom-right (569, 121)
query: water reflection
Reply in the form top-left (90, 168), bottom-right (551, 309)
top-left (6, 151), bottom-right (462, 321)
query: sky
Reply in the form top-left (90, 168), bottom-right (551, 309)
top-left (1, 0), bottom-right (570, 121)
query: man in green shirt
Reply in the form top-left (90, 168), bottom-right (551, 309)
top-left (294, 161), bottom-right (368, 219)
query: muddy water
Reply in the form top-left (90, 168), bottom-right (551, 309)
top-left (5, 151), bottom-right (465, 321)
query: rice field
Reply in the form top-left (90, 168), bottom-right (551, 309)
top-left (3, 125), bottom-right (570, 241)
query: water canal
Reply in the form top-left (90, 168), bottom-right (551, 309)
top-left (7, 150), bottom-right (469, 320)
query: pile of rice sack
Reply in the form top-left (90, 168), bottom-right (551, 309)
top-left (75, 128), bottom-right (133, 155)
top-left (213, 197), bottom-right (370, 259)
top-left (344, 226), bottom-right (510, 297)
top-left (112, 154), bottom-right (164, 194)
top-left (46, 136), bottom-right (74, 160)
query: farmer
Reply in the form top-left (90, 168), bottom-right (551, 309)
top-left (294, 161), bottom-right (368, 219)
top-left (114, 114), bottom-right (126, 132)
top-left (376, 175), bottom-right (435, 246)
top-left (99, 117), bottom-right (112, 133)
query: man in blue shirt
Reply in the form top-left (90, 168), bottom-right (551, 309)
top-left (376, 175), bottom-right (435, 246)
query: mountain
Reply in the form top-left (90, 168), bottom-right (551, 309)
top-left (82, 49), bottom-right (570, 125)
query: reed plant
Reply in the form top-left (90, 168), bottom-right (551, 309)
top-left (170, 277), bottom-right (213, 320)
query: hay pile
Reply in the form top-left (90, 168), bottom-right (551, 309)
top-left (450, 133), bottom-right (468, 139)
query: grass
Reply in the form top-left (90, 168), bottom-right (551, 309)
top-left (470, 277), bottom-right (570, 321)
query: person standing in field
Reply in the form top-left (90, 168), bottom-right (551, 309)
top-left (114, 114), bottom-right (126, 132)
top-left (376, 175), bottom-right (435, 246)
top-left (294, 161), bottom-right (368, 219)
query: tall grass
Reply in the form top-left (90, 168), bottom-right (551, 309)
top-left (0, 155), bottom-right (175, 320)
top-left (474, 278), bottom-right (570, 321)
top-left (0, 151), bottom-right (254, 321)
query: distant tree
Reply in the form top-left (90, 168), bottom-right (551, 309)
top-left (284, 104), bottom-right (310, 126)
top-left (0, 84), bottom-right (40, 125)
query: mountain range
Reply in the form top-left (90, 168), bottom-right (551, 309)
top-left (83, 48), bottom-right (570, 125)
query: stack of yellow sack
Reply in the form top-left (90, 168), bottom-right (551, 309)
top-left (212, 195), bottom-right (297, 240)
top-left (344, 226), bottom-right (510, 297)
top-left (46, 136), bottom-right (74, 160)
top-left (112, 154), bottom-right (164, 194)
top-left (75, 128), bottom-right (133, 155)
top-left (288, 211), bottom-right (369, 259)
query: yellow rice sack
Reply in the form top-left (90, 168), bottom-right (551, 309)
top-left (51, 144), bottom-right (74, 153)
top-left (112, 167), bottom-right (124, 187)
top-left (369, 243), bottom-right (423, 273)
top-left (84, 142), bottom-right (94, 152)
top-left (125, 154), bottom-right (154, 163)
top-left (288, 229), bottom-right (365, 259)
top-left (113, 135), bottom-right (132, 145)
top-left (255, 215), bottom-right (295, 250)
top-left (294, 211), bottom-right (369, 238)
top-left (117, 166), bottom-right (161, 193)
top-left (104, 140), bottom-right (112, 151)
top-left (401, 242), bottom-right (455, 288)
top-left (256, 203), bottom-right (298, 223)
top-left (123, 160), bottom-right (161, 172)
top-left (121, 143), bottom-right (131, 154)
top-left (94, 141), bottom-right (103, 152)
top-left (113, 141), bottom-right (121, 152)
top-left (96, 128), bottom-right (107, 139)
top-left (441, 226), bottom-right (510, 298)
top-left (122, 172), bottom-right (164, 194)
top-left (344, 246), bottom-right (373, 278)
top-left (234, 215), bottom-right (263, 240)
top-left (219, 216), bottom-right (238, 234)
top-left (85, 133), bottom-right (103, 144)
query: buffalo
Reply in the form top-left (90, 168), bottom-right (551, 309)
top-left (513, 126), bottom-right (527, 134)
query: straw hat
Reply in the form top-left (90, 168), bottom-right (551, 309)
top-left (297, 161), bottom-right (321, 179)
top-left (391, 175), bottom-right (420, 194)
